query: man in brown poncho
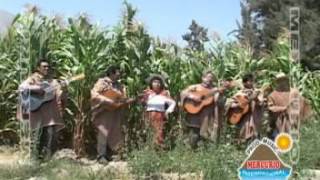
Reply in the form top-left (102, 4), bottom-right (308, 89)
top-left (180, 70), bottom-right (229, 148)
top-left (91, 66), bottom-right (133, 164)
top-left (17, 59), bottom-right (67, 161)
top-left (226, 73), bottom-right (265, 144)
top-left (267, 73), bottom-right (313, 140)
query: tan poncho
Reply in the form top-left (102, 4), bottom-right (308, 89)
top-left (91, 77), bottom-right (128, 151)
top-left (16, 72), bottom-right (66, 131)
top-left (226, 88), bottom-right (264, 142)
top-left (268, 88), bottom-right (313, 133)
top-left (181, 84), bottom-right (225, 142)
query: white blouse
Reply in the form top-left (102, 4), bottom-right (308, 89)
top-left (146, 94), bottom-right (176, 113)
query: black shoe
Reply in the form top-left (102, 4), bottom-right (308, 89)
top-left (97, 156), bottom-right (109, 165)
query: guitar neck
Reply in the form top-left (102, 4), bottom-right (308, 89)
top-left (44, 74), bottom-right (85, 91)
top-left (204, 87), bottom-right (225, 98)
top-left (44, 80), bottom-right (69, 91)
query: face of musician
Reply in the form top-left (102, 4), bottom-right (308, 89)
top-left (151, 79), bottom-right (162, 92)
top-left (202, 73), bottom-right (214, 87)
top-left (110, 69), bottom-right (121, 81)
top-left (37, 61), bottom-right (50, 77)
top-left (244, 80), bottom-right (254, 89)
top-left (243, 73), bottom-right (254, 89)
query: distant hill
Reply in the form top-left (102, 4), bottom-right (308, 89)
top-left (0, 10), bottom-right (14, 35)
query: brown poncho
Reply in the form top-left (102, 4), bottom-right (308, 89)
top-left (91, 77), bottom-right (128, 151)
top-left (268, 88), bottom-right (313, 134)
top-left (226, 88), bottom-right (264, 142)
top-left (181, 84), bottom-right (225, 142)
top-left (16, 72), bottom-right (66, 131)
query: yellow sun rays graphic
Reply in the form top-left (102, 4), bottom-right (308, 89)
top-left (275, 133), bottom-right (293, 153)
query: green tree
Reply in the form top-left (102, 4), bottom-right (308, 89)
top-left (182, 20), bottom-right (209, 51)
top-left (238, 0), bottom-right (320, 70)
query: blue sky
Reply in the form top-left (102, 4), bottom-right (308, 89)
top-left (0, 0), bottom-right (241, 44)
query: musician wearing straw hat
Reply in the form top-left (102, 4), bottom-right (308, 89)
top-left (140, 73), bottom-right (176, 149)
top-left (267, 72), bottom-right (313, 139)
top-left (17, 58), bottom-right (68, 161)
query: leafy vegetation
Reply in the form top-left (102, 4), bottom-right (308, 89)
top-left (0, 159), bottom-right (120, 180)
top-left (0, 1), bottom-right (319, 179)
top-left (237, 0), bottom-right (320, 70)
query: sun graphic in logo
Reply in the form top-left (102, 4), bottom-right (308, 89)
top-left (275, 133), bottom-right (293, 153)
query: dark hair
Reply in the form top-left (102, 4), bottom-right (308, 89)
top-left (105, 65), bottom-right (120, 76)
top-left (201, 69), bottom-right (218, 83)
top-left (36, 58), bottom-right (50, 67)
top-left (242, 73), bottom-right (254, 83)
top-left (149, 77), bottom-right (165, 90)
top-left (33, 58), bottom-right (51, 73)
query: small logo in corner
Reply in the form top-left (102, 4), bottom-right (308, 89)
top-left (275, 133), bottom-right (293, 153)
top-left (238, 137), bottom-right (292, 180)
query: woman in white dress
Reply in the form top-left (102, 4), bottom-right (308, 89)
top-left (140, 74), bottom-right (176, 148)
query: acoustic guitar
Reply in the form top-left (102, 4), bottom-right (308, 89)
top-left (227, 84), bottom-right (272, 125)
top-left (101, 89), bottom-right (142, 111)
top-left (183, 80), bottom-right (234, 114)
top-left (20, 73), bottom-right (85, 112)
top-left (228, 92), bottom-right (250, 125)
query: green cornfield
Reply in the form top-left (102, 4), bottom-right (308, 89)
top-left (0, 2), bottom-right (319, 179)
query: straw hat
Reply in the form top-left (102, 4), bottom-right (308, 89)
top-left (275, 72), bottom-right (289, 81)
top-left (145, 73), bottom-right (168, 88)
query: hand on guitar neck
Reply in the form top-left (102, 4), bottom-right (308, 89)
top-left (216, 80), bottom-right (233, 93)
top-left (187, 80), bottom-right (233, 102)
top-left (102, 92), bottom-right (144, 111)
top-left (19, 73), bottom-right (85, 112)
top-left (227, 83), bottom-right (272, 125)
top-left (183, 80), bottom-right (234, 114)
top-left (113, 97), bottom-right (136, 107)
top-left (28, 73), bottom-right (85, 94)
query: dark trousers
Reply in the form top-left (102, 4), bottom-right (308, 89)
top-left (188, 127), bottom-right (201, 149)
top-left (97, 130), bottom-right (107, 158)
top-left (31, 125), bottom-right (57, 160)
top-left (96, 130), bottom-right (113, 160)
